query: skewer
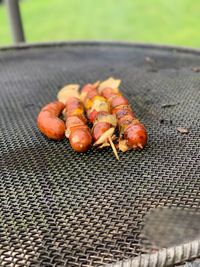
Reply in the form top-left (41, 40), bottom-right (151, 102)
top-left (81, 82), bottom-right (119, 160)
top-left (108, 137), bottom-right (119, 160)
top-left (99, 77), bottom-right (147, 151)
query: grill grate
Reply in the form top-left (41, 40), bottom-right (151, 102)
top-left (0, 42), bottom-right (199, 266)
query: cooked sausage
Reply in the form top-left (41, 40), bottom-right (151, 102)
top-left (37, 101), bottom-right (65, 140)
top-left (99, 78), bottom-right (147, 151)
top-left (81, 83), bottom-right (117, 147)
top-left (65, 97), bottom-right (92, 152)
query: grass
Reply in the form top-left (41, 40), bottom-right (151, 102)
top-left (0, 0), bottom-right (200, 47)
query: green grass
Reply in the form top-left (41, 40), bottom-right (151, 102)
top-left (1, 0), bottom-right (200, 47)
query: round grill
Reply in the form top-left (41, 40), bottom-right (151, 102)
top-left (0, 42), bottom-right (199, 266)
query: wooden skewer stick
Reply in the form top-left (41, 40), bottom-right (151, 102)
top-left (108, 137), bottom-right (119, 160)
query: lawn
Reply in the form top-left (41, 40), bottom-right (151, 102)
top-left (0, 0), bottom-right (200, 47)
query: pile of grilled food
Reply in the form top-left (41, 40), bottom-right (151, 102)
top-left (37, 77), bottom-right (147, 160)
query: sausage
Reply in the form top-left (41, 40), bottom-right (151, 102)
top-left (37, 101), bottom-right (65, 140)
top-left (99, 78), bottom-right (147, 151)
top-left (81, 83), bottom-right (117, 147)
top-left (92, 122), bottom-right (111, 141)
top-left (65, 97), bottom-right (92, 152)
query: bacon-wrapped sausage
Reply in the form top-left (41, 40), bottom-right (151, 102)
top-left (81, 82), bottom-right (119, 159)
top-left (57, 84), bottom-right (92, 152)
top-left (99, 78), bottom-right (147, 152)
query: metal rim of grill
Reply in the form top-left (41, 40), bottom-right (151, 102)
top-left (0, 41), bottom-right (199, 267)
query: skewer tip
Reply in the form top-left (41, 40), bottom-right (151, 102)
top-left (108, 137), bottom-right (119, 160)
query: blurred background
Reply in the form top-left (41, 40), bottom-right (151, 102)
top-left (0, 0), bottom-right (200, 47)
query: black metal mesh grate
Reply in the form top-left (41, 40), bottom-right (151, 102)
top-left (0, 42), bottom-right (199, 266)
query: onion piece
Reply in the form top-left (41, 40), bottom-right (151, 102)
top-left (98, 77), bottom-right (121, 93)
top-left (65, 129), bottom-right (71, 138)
top-left (57, 84), bottom-right (80, 103)
top-left (94, 127), bottom-right (115, 145)
top-left (118, 139), bottom-right (129, 152)
top-left (90, 99), bottom-right (109, 113)
top-left (94, 114), bottom-right (117, 127)
top-left (80, 91), bottom-right (87, 102)
top-left (99, 142), bottom-right (110, 148)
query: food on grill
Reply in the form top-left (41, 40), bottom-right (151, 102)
top-left (58, 84), bottom-right (92, 152)
top-left (65, 97), bottom-right (92, 152)
top-left (37, 78), bottom-right (147, 157)
top-left (99, 77), bottom-right (147, 152)
top-left (37, 101), bottom-right (66, 140)
top-left (57, 84), bottom-right (80, 104)
top-left (81, 82), bottom-right (119, 159)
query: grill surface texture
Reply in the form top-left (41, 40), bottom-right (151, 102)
top-left (0, 42), bottom-right (199, 267)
